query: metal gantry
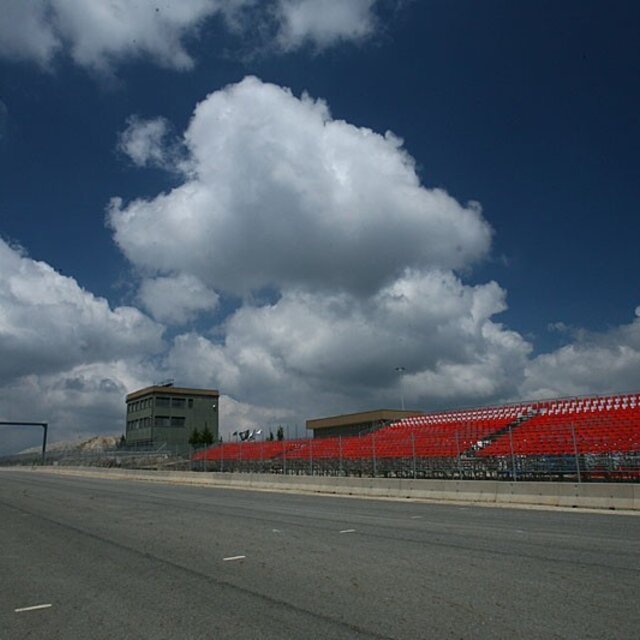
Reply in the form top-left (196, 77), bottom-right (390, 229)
top-left (0, 421), bottom-right (48, 464)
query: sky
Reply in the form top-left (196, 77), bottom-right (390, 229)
top-left (1, 0), bottom-right (640, 452)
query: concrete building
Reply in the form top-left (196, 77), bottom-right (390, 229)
top-left (125, 384), bottom-right (219, 450)
top-left (306, 409), bottom-right (423, 439)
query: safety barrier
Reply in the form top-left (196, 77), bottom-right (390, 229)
top-left (7, 466), bottom-right (639, 510)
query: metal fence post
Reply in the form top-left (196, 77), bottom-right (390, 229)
top-left (339, 435), bottom-right (343, 476)
top-left (283, 438), bottom-right (287, 475)
top-left (509, 425), bottom-right (517, 481)
top-left (455, 431), bottom-right (462, 478)
top-left (411, 432), bottom-right (416, 479)
top-left (571, 423), bottom-right (581, 483)
top-left (221, 442), bottom-right (224, 473)
top-left (371, 431), bottom-right (377, 477)
top-left (309, 439), bottom-right (313, 475)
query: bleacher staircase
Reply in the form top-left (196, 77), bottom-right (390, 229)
top-left (466, 409), bottom-right (538, 457)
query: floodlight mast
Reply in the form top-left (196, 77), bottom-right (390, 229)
top-left (0, 421), bottom-right (48, 464)
top-left (395, 366), bottom-right (406, 410)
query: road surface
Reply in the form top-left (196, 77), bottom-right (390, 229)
top-left (0, 469), bottom-right (638, 639)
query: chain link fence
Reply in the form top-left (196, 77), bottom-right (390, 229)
top-left (2, 420), bottom-right (638, 482)
top-left (0, 444), bottom-right (192, 470)
top-left (192, 421), bottom-right (640, 482)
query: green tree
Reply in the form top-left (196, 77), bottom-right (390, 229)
top-left (189, 428), bottom-right (202, 448)
top-left (268, 431), bottom-right (274, 441)
top-left (276, 426), bottom-right (284, 441)
top-left (201, 424), bottom-right (214, 446)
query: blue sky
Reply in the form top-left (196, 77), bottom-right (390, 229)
top-left (1, 1), bottom-right (640, 451)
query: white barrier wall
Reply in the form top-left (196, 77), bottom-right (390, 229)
top-left (9, 466), bottom-right (639, 511)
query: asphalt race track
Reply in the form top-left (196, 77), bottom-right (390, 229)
top-left (0, 470), bottom-right (638, 639)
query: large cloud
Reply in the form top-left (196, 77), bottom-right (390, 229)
top-left (0, 0), bottom-right (232, 71)
top-left (107, 77), bottom-right (530, 424)
top-left (0, 238), bottom-right (163, 382)
top-left (0, 0), bottom-right (385, 72)
top-left (522, 308), bottom-right (640, 399)
top-left (165, 270), bottom-right (531, 419)
top-left (110, 77), bottom-right (491, 296)
top-left (0, 238), bottom-right (165, 451)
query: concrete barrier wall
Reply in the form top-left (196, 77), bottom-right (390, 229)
top-left (9, 466), bottom-right (640, 511)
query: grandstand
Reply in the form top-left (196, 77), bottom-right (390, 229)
top-left (193, 393), bottom-right (640, 481)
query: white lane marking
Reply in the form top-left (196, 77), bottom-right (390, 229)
top-left (15, 604), bottom-right (52, 613)
top-left (272, 528), bottom-right (281, 533)
top-left (223, 555), bottom-right (246, 562)
top-left (339, 529), bottom-right (356, 534)
top-left (410, 515), bottom-right (422, 519)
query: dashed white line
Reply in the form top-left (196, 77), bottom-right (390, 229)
top-left (410, 515), bottom-right (422, 519)
top-left (223, 555), bottom-right (246, 562)
top-left (15, 604), bottom-right (52, 613)
top-left (272, 528), bottom-right (281, 533)
top-left (339, 528), bottom-right (356, 534)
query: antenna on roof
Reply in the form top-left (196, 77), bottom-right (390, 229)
top-left (155, 378), bottom-right (175, 387)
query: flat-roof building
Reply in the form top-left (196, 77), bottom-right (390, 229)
top-left (306, 409), bottom-right (423, 439)
top-left (125, 385), bottom-right (219, 451)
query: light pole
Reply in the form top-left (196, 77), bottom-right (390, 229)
top-left (395, 366), bottom-right (406, 410)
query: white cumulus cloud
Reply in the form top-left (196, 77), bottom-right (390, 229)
top-left (0, 0), bottom-right (388, 72)
top-left (109, 77), bottom-right (491, 296)
top-left (275, 0), bottom-right (378, 51)
top-left (0, 0), bottom-right (233, 71)
top-left (164, 270), bottom-right (531, 419)
top-left (118, 116), bottom-right (173, 169)
top-left (106, 77), bottom-right (536, 424)
top-left (0, 238), bottom-right (164, 383)
top-left (138, 273), bottom-right (219, 325)
top-left (522, 312), bottom-right (640, 399)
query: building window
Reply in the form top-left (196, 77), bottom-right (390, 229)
top-left (156, 397), bottom-right (170, 408)
top-left (171, 416), bottom-right (185, 427)
top-left (155, 416), bottom-right (170, 427)
top-left (188, 398), bottom-right (193, 408)
top-left (172, 397), bottom-right (186, 409)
